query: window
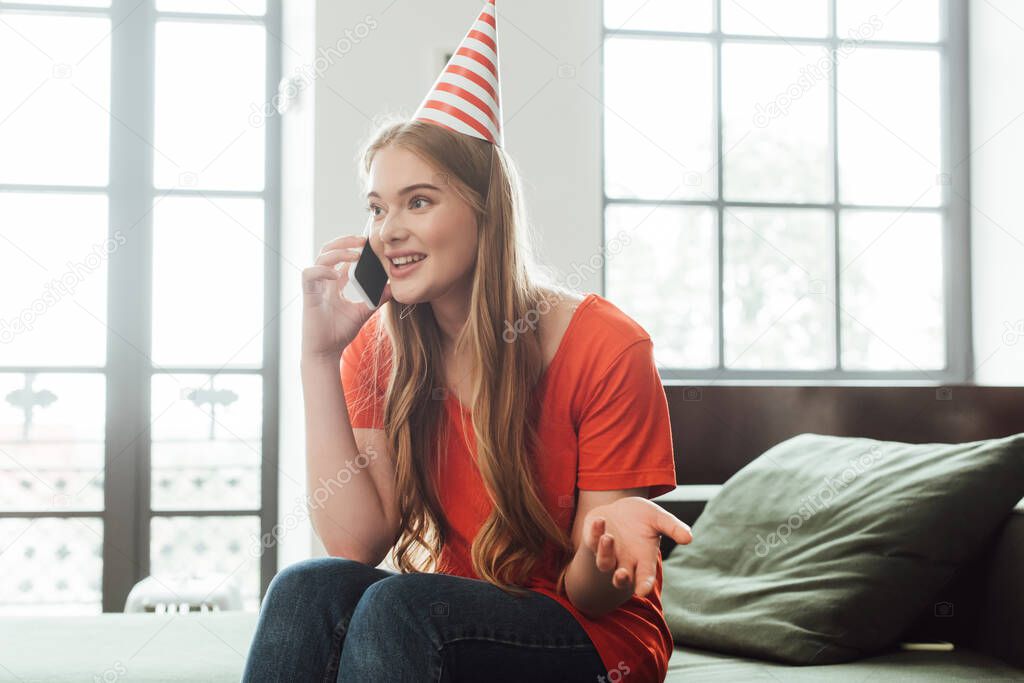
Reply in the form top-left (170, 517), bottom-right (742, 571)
top-left (601, 0), bottom-right (971, 380)
top-left (0, 0), bottom-right (281, 613)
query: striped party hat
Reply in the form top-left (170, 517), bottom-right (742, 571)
top-left (412, 0), bottom-right (503, 147)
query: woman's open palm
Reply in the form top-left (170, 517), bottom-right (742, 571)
top-left (301, 234), bottom-right (392, 359)
top-left (582, 497), bottom-right (693, 599)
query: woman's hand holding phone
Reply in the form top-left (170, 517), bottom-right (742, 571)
top-left (301, 233), bottom-right (392, 361)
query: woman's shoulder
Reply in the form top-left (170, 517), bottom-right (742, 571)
top-left (546, 292), bottom-right (664, 425)
top-left (569, 292), bottom-right (651, 354)
top-left (539, 289), bottom-right (652, 375)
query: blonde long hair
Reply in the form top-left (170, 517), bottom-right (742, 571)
top-left (355, 117), bottom-right (573, 596)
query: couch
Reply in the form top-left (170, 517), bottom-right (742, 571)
top-left (1, 384), bottom-right (1021, 682)
top-left (656, 384), bottom-right (1024, 681)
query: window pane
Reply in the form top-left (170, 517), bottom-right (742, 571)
top-left (0, 517), bottom-right (103, 615)
top-left (722, 42), bottom-right (832, 203)
top-left (721, 0), bottom-right (828, 38)
top-left (0, 373), bottom-right (105, 511)
top-left (604, 37), bottom-right (715, 201)
top-left (605, 203), bottom-right (716, 368)
top-left (0, 13), bottom-right (110, 185)
top-left (724, 208), bottom-right (834, 369)
top-left (838, 47), bottom-right (942, 207)
top-left (151, 373), bottom-right (262, 511)
top-left (603, 0), bottom-right (712, 33)
top-left (156, 0), bottom-right (266, 15)
top-left (153, 21), bottom-right (266, 191)
top-left (150, 515), bottom-right (260, 611)
top-left (840, 210), bottom-right (944, 370)
top-left (151, 196), bottom-right (264, 367)
top-left (837, 0), bottom-right (940, 43)
top-left (0, 192), bottom-right (109, 366)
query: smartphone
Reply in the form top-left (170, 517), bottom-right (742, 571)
top-left (349, 215), bottom-right (389, 310)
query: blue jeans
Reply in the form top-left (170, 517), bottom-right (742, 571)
top-left (240, 557), bottom-right (610, 682)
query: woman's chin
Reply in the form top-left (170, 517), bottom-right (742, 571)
top-left (388, 287), bottom-right (425, 307)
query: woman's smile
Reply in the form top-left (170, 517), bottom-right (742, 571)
top-left (388, 254), bottom-right (427, 279)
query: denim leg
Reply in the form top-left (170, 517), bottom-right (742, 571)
top-left (240, 557), bottom-right (396, 683)
top-left (337, 572), bottom-right (608, 683)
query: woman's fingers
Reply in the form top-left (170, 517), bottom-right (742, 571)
top-left (337, 260), bottom-right (351, 290)
top-left (595, 533), bottom-right (617, 573)
top-left (635, 559), bottom-right (658, 597)
top-left (612, 558), bottom-right (637, 591)
top-left (314, 247), bottom-right (361, 268)
top-left (585, 517), bottom-right (605, 553)
top-left (302, 265), bottom-right (340, 297)
top-left (318, 235), bottom-right (367, 255)
top-left (653, 510), bottom-right (694, 545)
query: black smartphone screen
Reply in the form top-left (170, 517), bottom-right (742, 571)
top-left (353, 234), bottom-right (388, 307)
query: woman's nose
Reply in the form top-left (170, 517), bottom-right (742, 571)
top-left (379, 215), bottom-right (408, 242)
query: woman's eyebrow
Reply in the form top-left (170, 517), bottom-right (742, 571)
top-left (366, 182), bottom-right (441, 199)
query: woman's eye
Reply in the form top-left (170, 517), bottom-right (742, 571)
top-left (366, 198), bottom-right (427, 215)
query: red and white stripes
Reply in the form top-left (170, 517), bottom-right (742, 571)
top-left (413, 0), bottom-right (503, 146)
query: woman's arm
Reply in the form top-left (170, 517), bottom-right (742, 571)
top-left (561, 487), bottom-right (648, 619)
top-left (301, 353), bottom-right (400, 565)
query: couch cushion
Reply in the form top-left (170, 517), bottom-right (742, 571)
top-left (661, 432), bottom-right (1024, 664)
top-left (666, 645), bottom-right (1024, 682)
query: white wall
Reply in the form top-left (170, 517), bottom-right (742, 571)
top-left (276, 0), bottom-right (317, 569)
top-left (968, 0), bottom-right (1024, 384)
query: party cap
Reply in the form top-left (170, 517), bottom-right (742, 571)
top-left (412, 0), bottom-right (503, 147)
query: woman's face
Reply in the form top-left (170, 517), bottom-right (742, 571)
top-left (365, 144), bottom-right (479, 304)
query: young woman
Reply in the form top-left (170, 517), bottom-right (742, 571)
top-left (240, 118), bottom-right (693, 683)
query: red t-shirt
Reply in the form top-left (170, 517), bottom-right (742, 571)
top-left (340, 292), bottom-right (678, 682)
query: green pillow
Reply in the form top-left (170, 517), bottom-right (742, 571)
top-left (661, 432), bottom-right (1024, 664)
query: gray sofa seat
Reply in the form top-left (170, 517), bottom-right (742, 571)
top-left (667, 645), bottom-right (1024, 682)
